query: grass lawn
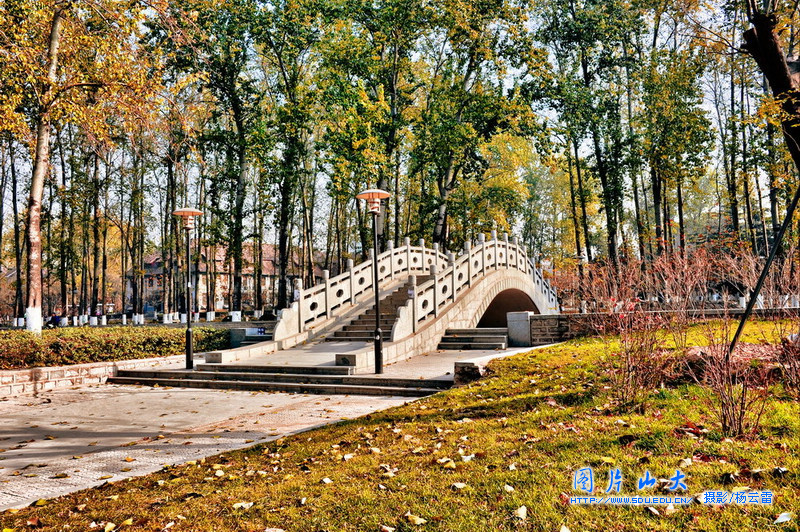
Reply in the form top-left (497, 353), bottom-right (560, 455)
top-left (1, 320), bottom-right (798, 531)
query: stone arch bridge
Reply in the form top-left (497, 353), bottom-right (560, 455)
top-left (110, 233), bottom-right (559, 394)
top-left (263, 231), bottom-right (557, 367)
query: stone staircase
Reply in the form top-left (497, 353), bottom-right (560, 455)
top-left (328, 276), bottom-right (430, 342)
top-left (437, 328), bottom-right (508, 350)
top-left (108, 364), bottom-right (450, 397)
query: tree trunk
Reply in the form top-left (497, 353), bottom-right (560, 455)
top-left (26, 7), bottom-right (64, 333)
top-left (90, 153), bottom-right (101, 318)
top-left (9, 138), bottom-right (24, 320)
top-left (565, 141), bottom-right (585, 282)
top-left (727, 51), bottom-right (740, 237)
top-left (743, 12), bottom-right (800, 202)
top-left (573, 140), bottom-right (593, 262)
top-left (651, 166), bottom-right (664, 256)
top-left (677, 177), bottom-right (686, 255)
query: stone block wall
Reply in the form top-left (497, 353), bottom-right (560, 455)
top-left (0, 355), bottom-right (185, 397)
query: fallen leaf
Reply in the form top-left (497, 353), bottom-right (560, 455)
top-left (379, 526), bottom-right (396, 532)
top-left (560, 526), bottom-right (571, 532)
top-left (321, 477), bottom-right (333, 484)
top-left (26, 517), bottom-right (43, 528)
top-left (646, 507), bottom-right (660, 516)
top-left (104, 523), bottom-right (116, 532)
top-left (123, 457), bottom-right (135, 463)
top-left (405, 511), bottom-right (427, 525)
top-left (98, 475), bottom-right (113, 480)
top-left (232, 502), bottom-right (254, 510)
top-left (775, 513), bottom-right (793, 524)
top-left (678, 458), bottom-right (692, 468)
top-left (514, 506), bottom-right (527, 520)
top-left (120, 518), bottom-right (133, 526)
top-left (451, 482), bottom-right (467, 490)
top-left (504, 484), bottom-right (515, 493)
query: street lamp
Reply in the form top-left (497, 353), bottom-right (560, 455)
top-left (356, 188), bottom-right (390, 374)
top-left (172, 207), bottom-right (203, 370)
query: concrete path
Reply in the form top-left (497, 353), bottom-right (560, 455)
top-left (0, 345), bottom-right (534, 510)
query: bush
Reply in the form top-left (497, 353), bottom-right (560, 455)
top-left (0, 327), bottom-right (230, 369)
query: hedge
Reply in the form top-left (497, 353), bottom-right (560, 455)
top-left (0, 327), bottom-right (230, 369)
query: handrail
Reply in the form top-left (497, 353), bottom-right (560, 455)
top-left (272, 238), bottom-right (450, 341)
top-left (272, 232), bottom-right (559, 343)
top-left (391, 232), bottom-right (560, 341)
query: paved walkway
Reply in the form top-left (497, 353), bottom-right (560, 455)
top-left (0, 345), bottom-right (534, 510)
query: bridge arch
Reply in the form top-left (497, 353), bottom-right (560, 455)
top-left (476, 288), bottom-right (538, 327)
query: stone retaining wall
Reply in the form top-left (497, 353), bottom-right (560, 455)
top-left (0, 355), bottom-right (186, 396)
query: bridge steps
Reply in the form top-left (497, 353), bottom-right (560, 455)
top-left (108, 368), bottom-right (449, 397)
top-left (437, 328), bottom-right (509, 350)
top-left (329, 276), bottom-right (430, 342)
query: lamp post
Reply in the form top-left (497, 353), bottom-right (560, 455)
top-left (172, 207), bottom-right (203, 370)
top-left (356, 188), bottom-right (390, 374)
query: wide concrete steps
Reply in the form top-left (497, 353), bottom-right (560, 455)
top-left (437, 328), bottom-right (509, 350)
top-left (108, 368), bottom-right (449, 397)
top-left (196, 364), bottom-right (354, 375)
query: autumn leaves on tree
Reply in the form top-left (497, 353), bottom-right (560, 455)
top-left (3, 0), bottom-right (800, 331)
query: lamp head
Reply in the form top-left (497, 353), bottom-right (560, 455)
top-left (356, 189), bottom-right (390, 214)
top-left (172, 207), bottom-right (203, 230)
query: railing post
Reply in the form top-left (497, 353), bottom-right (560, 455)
top-left (387, 240), bottom-right (395, 280)
top-left (295, 278), bottom-right (304, 334)
top-left (410, 274), bottom-right (417, 333)
top-left (348, 258), bottom-right (355, 304)
top-left (448, 252), bottom-right (455, 300)
top-left (323, 269), bottom-right (331, 318)
top-left (405, 237), bottom-right (411, 274)
top-left (511, 236), bottom-right (519, 270)
top-left (478, 233), bottom-right (486, 275)
top-left (491, 230), bottom-right (498, 269)
top-left (465, 241), bottom-right (473, 287)
top-left (419, 238), bottom-right (426, 273)
top-left (504, 233), bottom-right (510, 268)
top-left (431, 264), bottom-right (439, 316)
top-left (432, 243), bottom-right (439, 271)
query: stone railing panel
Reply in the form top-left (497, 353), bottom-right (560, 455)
top-left (273, 240), bottom-right (450, 342)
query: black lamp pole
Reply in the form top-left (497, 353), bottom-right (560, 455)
top-left (185, 225), bottom-right (194, 370)
top-left (173, 208), bottom-right (202, 370)
top-left (371, 209), bottom-right (383, 374)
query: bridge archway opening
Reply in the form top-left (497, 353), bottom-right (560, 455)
top-left (477, 289), bottom-right (538, 328)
